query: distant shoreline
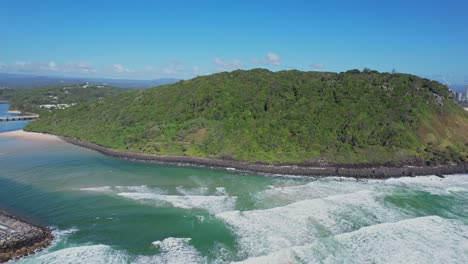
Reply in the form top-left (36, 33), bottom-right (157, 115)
top-left (60, 136), bottom-right (466, 179)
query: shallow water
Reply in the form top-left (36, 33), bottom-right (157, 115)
top-left (0, 104), bottom-right (30, 133)
top-left (1, 105), bottom-right (467, 263)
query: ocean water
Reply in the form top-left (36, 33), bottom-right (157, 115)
top-left (0, 105), bottom-right (467, 263)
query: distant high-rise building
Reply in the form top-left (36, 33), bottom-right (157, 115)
top-left (456, 91), bottom-right (463, 102)
top-left (465, 85), bottom-right (468, 101)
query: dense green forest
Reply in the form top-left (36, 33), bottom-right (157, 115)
top-left (9, 84), bottom-right (125, 113)
top-left (27, 69), bottom-right (468, 165)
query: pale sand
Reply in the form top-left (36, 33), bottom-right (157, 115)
top-left (0, 130), bottom-right (63, 142)
top-left (464, 108), bottom-right (468, 112)
top-left (7, 110), bottom-right (21, 114)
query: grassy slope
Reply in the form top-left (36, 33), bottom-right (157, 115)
top-left (26, 69), bottom-right (468, 165)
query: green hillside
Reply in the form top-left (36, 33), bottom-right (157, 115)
top-left (9, 84), bottom-right (125, 113)
top-left (26, 69), bottom-right (468, 165)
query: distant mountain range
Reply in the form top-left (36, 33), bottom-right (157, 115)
top-left (0, 73), bottom-right (179, 89)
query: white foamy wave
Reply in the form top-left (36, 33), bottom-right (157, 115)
top-left (215, 187), bottom-right (227, 195)
top-left (16, 245), bottom-right (127, 264)
top-left (176, 186), bottom-right (209, 196)
top-left (51, 227), bottom-right (78, 239)
top-left (217, 190), bottom-right (403, 258)
top-left (18, 238), bottom-right (206, 264)
top-left (254, 179), bottom-right (369, 209)
top-left (80, 186), bottom-right (114, 193)
top-left (30, 227), bottom-right (79, 255)
top-left (235, 216), bottom-right (468, 264)
top-left (80, 185), bottom-right (167, 195)
top-left (139, 237), bottom-right (206, 264)
top-left (80, 185), bottom-right (236, 214)
top-left (383, 174), bottom-right (468, 195)
top-left (118, 192), bottom-right (236, 214)
top-left (50, 227), bottom-right (79, 246)
top-left (446, 187), bottom-right (468, 193)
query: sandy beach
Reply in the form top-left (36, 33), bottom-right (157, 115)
top-left (0, 130), bottom-right (63, 142)
top-left (7, 110), bottom-right (21, 114)
top-left (464, 107), bottom-right (468, 111)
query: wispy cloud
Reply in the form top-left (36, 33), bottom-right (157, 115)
top-left (13, 61), bottom-right (34, 72)
top-left (65, 62), bottom-right (96, 74)
top-left (143, 65), bottom-right (154, 73)
top-left (162, 61), bottom-right (184, 75)
top-left (212, 57), bottom-right (244, 70)
top-left (192, 66), bottom-right (200, 76)
top-left (41, 61), bottom-right (59, 71)
top-left (112, 64), bottom-right (133, 73)
top-left (1, 61), bottom-right (97, 75)
top-left (266, 52), bottom-right (281, 66)
top-left (252, 52), bottom-right (282, 66)
top-left (15, 61), bottom-right (32, 67)
top-left (310, 64), bottom-right (325, 70)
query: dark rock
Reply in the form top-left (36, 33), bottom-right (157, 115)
top-left (62, 137), bottom-right (468, 179)
top-left (0, 211), bottom-right (53, 263)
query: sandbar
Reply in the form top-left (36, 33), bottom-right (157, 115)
top-left (0, 130), bottom-right (63, 142)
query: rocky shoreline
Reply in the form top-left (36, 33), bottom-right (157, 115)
top-left (0, 211), bottom-right (53, 263)
top-left (62, 137), bottom-right (467, 178)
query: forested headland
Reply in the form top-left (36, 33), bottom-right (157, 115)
top-left (26, 69), bottom-right (468, 166)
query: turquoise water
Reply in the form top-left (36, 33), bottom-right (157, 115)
top-left (0, 105), bottom-right (467, 263)
top-left (0, 104), bottom-right (30, 133)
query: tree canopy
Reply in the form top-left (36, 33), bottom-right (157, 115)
top-left (26, 69), bottom-right (468, 165)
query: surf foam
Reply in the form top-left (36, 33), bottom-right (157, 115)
top-left (217, 190), bottom-right (404, 258)
top-left (80, 185), bottom-right (236, 214)
top-left (235, 216), bottom-right (468, 264)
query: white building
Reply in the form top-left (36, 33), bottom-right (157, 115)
top-left (465, 85), bottom-right (468, 101)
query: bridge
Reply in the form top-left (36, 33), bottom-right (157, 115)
top-left (0, 115), bottom-right (39, 122)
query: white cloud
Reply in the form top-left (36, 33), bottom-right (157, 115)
top-left (212, 57), bottom-right (244, 70)
top-left (251, 53), bottom-right (282, 66)
top-left (42, 61), bottom-right (59, 71)
top-left (311, 64), bottom-right (325, 70)
top-left (162, 62), bottom-right (184, 75)
top-left (64, 62), bottom-right (96, 74)
top-left (15, 61), bottom-right (32, 67)
top-left (266, 52), bottom-right (281, 66)
top-left (112, 64), bottom-right (133, 73)
top-left (143, 65), bottom-right (154, 73)
top-left (13, 61), bottom-right (35, 72)
top-left (0, 60), bottom-right (97, 75)
top-left (192, 66), bottom-right (200, 76)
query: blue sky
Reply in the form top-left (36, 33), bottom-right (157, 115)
top-left (1, 0), bottom-right (467, 83)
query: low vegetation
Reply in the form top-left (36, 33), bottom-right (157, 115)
top-left (9, 84), bottom-right (125, 113)
top-left (26, 69), bottom-right (468, 165)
